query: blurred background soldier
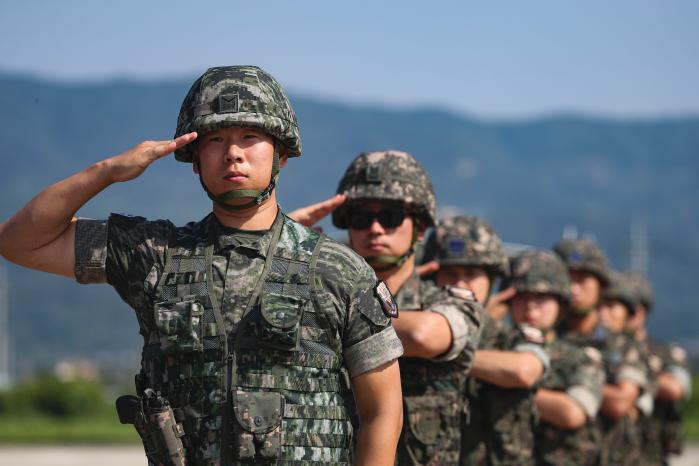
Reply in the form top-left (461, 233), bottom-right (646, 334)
top-left (597, 271), bottom-right (649, 465)
top-left (332, 150), bottom-right (483, 466)
top-left (504, 250), bottom-right (604, 466)
top-left (425, 216), bottom-right (546, 466)
top-left (625, 272), bottom-right (692, 466)
top-left (555, 239), bottom-right (647, 466)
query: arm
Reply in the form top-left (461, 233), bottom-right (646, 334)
top-left (392, 310), bottom-right (452, 358)
top-left (656, 372), bottom-right (686, 402)
top-left (0, 133), bottom-right (197, 277)
top-left (287, 194), bottom-right (346, 227)
top-left (535, 388), bottom-right (588, 429)
top-left (601, 381), bottom-right (640, 420)
top-left (352, 359), bottom-right (403, 466)
top-left (471, 349), bottom-right (544, 388)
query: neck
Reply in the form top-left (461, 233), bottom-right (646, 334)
top-left (635, 327), bottom-right (647, 341)
top-left (566, 310), bottom-right (599, 336)
top-left (212, 192), bottom-right (279, 230)
top-left (376, 255), bottom-right (416, 295)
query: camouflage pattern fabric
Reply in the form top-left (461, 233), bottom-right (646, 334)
top-left (74, 212), bottom-right (403, 465)
top-left (564, 330), bottom-right (648, 466)
top-left (461, 317), bottom-right (546, 466)
top-left (640, 340), bottom-right (691, 465)
top-left (174, 66), bottom-right (301, 162)
top-left (394, 272), bottom-right (482, 466)
top-left (553, 238), bottom-right (611, 286)
top-left (503, 250), bottom-right (571, 303)
top-left (332, 150), bottom-right (437, 228)
top-left (430, 216), bottom-right (508, 277)
top-left (535, 335), bottom-right (605, 466)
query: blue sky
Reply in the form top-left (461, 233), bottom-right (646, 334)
top-left (1, 0), bottom-right (698, 118)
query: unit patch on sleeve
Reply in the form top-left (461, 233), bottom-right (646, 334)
top-left (375, 281), bottom-right (399, 318)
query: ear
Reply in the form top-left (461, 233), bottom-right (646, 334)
top-left (416, 223), bottom-right (428, 241)
top-left (278, 146), bottom-right (289, 168)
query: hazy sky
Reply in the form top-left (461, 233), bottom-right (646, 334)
top-left (2, 0), bottom-right (698, 118)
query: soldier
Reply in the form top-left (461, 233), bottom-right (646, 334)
top-left (554, 239), bottom-right (648, 466)
top-left (503, 250), bottom-right (604, 466)
top-left (625, 272), bottom-right (692, 466)
top-left (427, 216), bottom-right (546, 466)
top-left (0, 66), bottom-right (404, 466)
top-left (597, 271), bottom-right (648, 466)
top-left (331, 151), bottom-right (483, 466)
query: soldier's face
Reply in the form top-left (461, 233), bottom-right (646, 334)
top-left (569, 271), bottom-right (602, 311)
top-left (194, 126), bottom-right (287, 201)
top-left (435, 266), bottom-right (491, 303)
top-left (347, 201), bottom-right (416, 260)
top-left (598, 300), bottom-right (628, 333)
top-left (510, 292), bottom-right (560, 330)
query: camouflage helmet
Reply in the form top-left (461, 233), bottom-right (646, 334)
top-left (625, 271), bottom-right (655, 311)
top-left (174, 66), bottom-right (301, 162)
top-left (602, 271), bottom-right (639, 315)
top-left (504, 250), bottom-right (571, 303)
top-left (332, 150), bottom-right (437, 228)
top-left (553, 238), bottom-right (610, 286)
top-left (432, 216), bottom-right (508, 277)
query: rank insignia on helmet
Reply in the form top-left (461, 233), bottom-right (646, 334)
top-left (448, 238), bottom-right (466, 253)
top-left (520, 324), bottom-right (545, 344)
top-left (375, 281), bottom-right (399, 318)
top-left (446, 285), bottom-right (475, 302)
top-left (218, 93), bottom-right (240, 113)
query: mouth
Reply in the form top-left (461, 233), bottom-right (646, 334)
top-left (365, 241), bottom-right (389, 252)
top-left (223, 171), bottom-right (248, 182)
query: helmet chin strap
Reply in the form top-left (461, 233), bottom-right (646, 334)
top-left (198, 143), bottom-right (280, 211)
top-left (365, 219), bottom-right (421, 272)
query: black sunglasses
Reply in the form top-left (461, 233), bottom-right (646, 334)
top-left (346, 209), bottom-right (408, 230)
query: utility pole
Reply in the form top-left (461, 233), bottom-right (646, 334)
top-left (0, 263), bottom-right (10, 389)
top-left (629, 219), bottom-right (649, 274)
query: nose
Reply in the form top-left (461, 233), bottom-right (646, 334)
top-left (368, 217), bottom-right (385, 234)
top-left (224, 143), bottom-right (244, 164)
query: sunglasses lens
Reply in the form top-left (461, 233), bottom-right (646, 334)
top-left (347, 210), bottom-right (406, 229)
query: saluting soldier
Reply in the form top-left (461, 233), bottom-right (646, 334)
top-left (0, 66), bottom-right (404, 466)
top-left (625, 271), bottom-right (692, 466)
top-left (330, 151), bottom-right (483, 466)
top-left (425, 216), bottom-right (546, 466)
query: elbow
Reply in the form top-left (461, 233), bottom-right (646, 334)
top-left (513, 362), bottom-right (543, 388)
top-left (559, 408), bottom-right (587, 429)
top-left (603, 399), bottom-right (632, 420)
top-left (404, 325), bottom-right (447, 359)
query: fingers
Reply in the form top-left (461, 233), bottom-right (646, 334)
top-left (149, 132), bottom-right (198, 159)
top-left (309, 194), bottom-right (347, 222)
top-left (489, 286), bottom-right (517, 306)
top-left (415, 260), bottom-right (440, 278)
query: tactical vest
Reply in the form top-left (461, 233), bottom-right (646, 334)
top-left (136, 214), bottom-right (354, 466)
top-left (396, 279), bottom-right (468, 466)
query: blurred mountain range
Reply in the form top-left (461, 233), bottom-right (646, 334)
top-left (1, 72), bottom-right (698, 371)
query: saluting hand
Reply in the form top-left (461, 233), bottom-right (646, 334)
top-left (288, 194), bottom-right (347, 227)
top-left (105, 132), bottom-right (198, 183)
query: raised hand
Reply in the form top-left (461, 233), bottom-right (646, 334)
top-left (288, 194), bottom-right (347, 227)
top-left (106, 132), bottom-right (197, 183)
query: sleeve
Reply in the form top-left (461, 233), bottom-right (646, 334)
top-left (74, 214), bottom-right (173, 310)
top-left (318, 242), bottom-right (403, 378)
top-left (666, 344), bottom-right (692, 399)
top-left (428, 288), bottom-right (483, 363)
top-left (512, 324), bottom-right (551, 373)
top-left (566, 348), bottom-right (605, 419)
top-left (617, 340), bottom-right (649, 390)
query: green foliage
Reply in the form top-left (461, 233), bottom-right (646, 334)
top-left (683, 376), bottom-right (699, 440)
top-left (0, 375), bottom-right (106, 418)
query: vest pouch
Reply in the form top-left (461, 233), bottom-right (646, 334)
top-left (401, 395), bottom-right (443, 465)
top-left (259, 292), bottom-right (304, 351)
top-left (232, 390), bottom-right (284, 460)
top-left (155, 299), bottom-right (204, 354)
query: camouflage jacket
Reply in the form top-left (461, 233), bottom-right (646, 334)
top-left (394, 274), bottom-right (483, 466)
top-left (563, 330), bottom-right (648, 466)
top-left (640, 339), bottom-right (691, 465)
top-left (535, 335), bottom-right (605, 466)
top-left (461, 315), bottom-right (549, 466)
top-left (75, 211), bottom-right (404, 466)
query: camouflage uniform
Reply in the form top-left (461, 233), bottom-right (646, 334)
top-left (74, 66), bottom-right (404, 466)
top-left (334, 152), bottom-right (483, 466)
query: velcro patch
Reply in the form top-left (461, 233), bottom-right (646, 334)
top-left (447, 285), bottom-right (475, 302)
top-left (520, 324), bottom-right (545, 344)
top-left (375, 281), bottom-right (398, 318)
